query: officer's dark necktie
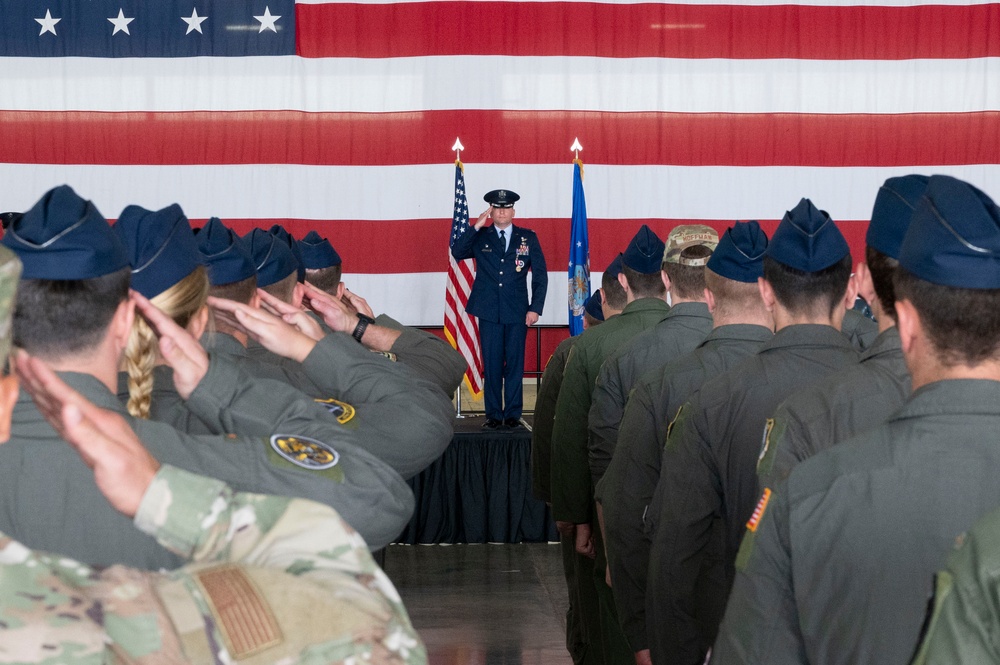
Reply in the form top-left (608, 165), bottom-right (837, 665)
top-left (498, 229), bottom-right (506, 253)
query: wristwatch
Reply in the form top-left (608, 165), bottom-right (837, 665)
top-left (352, 313), bottom-right (375, 343)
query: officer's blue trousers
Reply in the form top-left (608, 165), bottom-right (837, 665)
top-left (479, 319), bottom-right (527, 421)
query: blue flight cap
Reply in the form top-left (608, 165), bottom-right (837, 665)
top-left (269, 224), bottom-right (305, 282)
top-left (707, 221), bottom-right (769, 283)
top-left (622, 225), bottom-right (665, 274)
top-left (484, 189), bottom-right (520, 208)
top-left (1, 185), bottom-right (129, 280)
top-left (604, 253), bottom-right (624, 281)
top-left (114, 204), bottom-right (202, 299)
top-left (241, 228), bottom-right (298, 288)
top-left (195, 217), bottom-right (257, 287)
top-left (584, 289), bottom-right (604, 321)
top-left (766, 198), bottom-right (850, 272)
top-left (299, 230), bottom-right (342, 269)
top-left (899, 175), bottom-right (1000, 289)
top-left (867, 175), bottom-right (929, 260)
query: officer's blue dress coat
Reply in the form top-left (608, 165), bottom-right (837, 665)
top-left (451, 223), bottom-right (548, 419)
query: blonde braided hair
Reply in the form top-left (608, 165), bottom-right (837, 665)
top-left (124, 266), bottom-right (210, 418)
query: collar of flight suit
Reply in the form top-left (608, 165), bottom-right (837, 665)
top-left (757, 322), bottom-right (857, 355)
top-left (894, 378), bottom-right (1000, 421)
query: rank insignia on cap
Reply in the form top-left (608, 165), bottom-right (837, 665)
top-left (313, 397), bottom-right (356, 424)
top-left (746, 488), bottom-right (772, 533)
top-left (270, 434), bottom-right (340, 469)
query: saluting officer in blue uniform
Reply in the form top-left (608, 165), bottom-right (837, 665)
top-left (452, 189), bottom-right (548, 429)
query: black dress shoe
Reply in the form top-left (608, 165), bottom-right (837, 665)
top-left (503, 418), bottom-right (523, 430)
top-left (483, 418), bottom-right (502, 430)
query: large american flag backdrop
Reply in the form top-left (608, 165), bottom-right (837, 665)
top-left (0, 0), bottom-right (997, 325)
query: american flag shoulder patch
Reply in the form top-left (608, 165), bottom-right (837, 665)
top-left (746, 488), bottom-right (772, 533)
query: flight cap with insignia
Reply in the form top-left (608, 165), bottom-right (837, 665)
top-left (867, 175), bottom-right (929, 260)
top-left (708, 220), bottom-right (769, 283)
top-left (299, 230), bottom-right (342, 269)
top-left (604, 253), bottom-right (624, 281)
top-left (622, 224), bottom-right (666, 274)
top-left (1, 184), bottom-right (129, 280)
top-left (663, 224), bottom-right (719, 266)
top-left (241, 228), bottom-right (298, 288)
top-left (585, 289), bottom-right (605, 321)
top-left (0, 246), bottom-right (22, 363)
top-left (195, 217), bottom-right (257, 287)
top-left (766, 198), bottom-right (850, 272)
top-left (899, 175), bottom-right (1000, 289)
top-left (115, 203), bottom-right (202, 299)
top-left (484, 189), bottom-right (520, 208)
top-left (269, 224), bottom-right (306, 282)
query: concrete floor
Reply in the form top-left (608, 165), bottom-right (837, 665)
top-left (387, 543), bottom-right (573, 665)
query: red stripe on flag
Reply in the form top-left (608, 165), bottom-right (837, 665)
top-left (297, 2), bottom-right (1000, 59)
top-left (201, 217), bottom-right (871, 273)
top-left (7, 110), bottom-right (1000, 167)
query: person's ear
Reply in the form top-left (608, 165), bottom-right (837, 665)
top-left (758, 277), bottom-right (776, 312)
top-left (842, 273), bottom-right (860, 312)
top-left (250, 291), bottom-right (262, 309)
top-left (188, 305), bottom-right (210, 341)
top-left (112, 298), bottom-right (136, 351)
top-left (895, 298), bottom-right (919, 355)
top-left (0, 373), bottom-right (19, 444)
top-left (704, 287), bottom-right (716, 314)
top-left (292, 282), bottom-right (305, 308)
top-left (661, 270), bottom-right (672, 293)
top-left (618, 272), bottom-right (630, 293)
top-left (335, 282), bottom-right (346, 300)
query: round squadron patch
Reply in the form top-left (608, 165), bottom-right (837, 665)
top-left (313, 397), bottom-right (356, 424)
top-left (270, 434), bottom-right (340, 470)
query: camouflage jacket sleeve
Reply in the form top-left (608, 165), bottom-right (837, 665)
top-left (377, 313), bottom-right (468, 396)
top-left (188, 343), bottom-right (453, 480)
top-left (550, 345), bottom-right (594, 524)
top-left (136, 464), bottom-right (427, 664)
top-left (588, 353), bottom-right (627, 485)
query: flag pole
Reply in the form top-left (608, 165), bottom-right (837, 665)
top-left (451, 137), bottom-right (469, 419)
top-left (568, 138), bottom-right (590, 336)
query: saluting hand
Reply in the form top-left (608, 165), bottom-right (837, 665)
top-left (14, 350), bottom-right (159, 518)
top-left (208, 296), bottom-right (317, 363)
top-left (256, 288), bottom-right (325, 342)
top-left (474, 206), bottom-right (493, 230)
top-left (131, 290), bottom-right (209, 400)
top-left (302, 282), bottom-right (356, 334)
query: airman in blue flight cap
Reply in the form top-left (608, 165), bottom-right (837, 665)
top-left (115, 203), bottom-right (202, 300)
top-left (196, 217), bottom-right (257, 288)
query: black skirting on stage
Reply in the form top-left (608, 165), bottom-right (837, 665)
top-left (396, 425), bottom-right (559, 544)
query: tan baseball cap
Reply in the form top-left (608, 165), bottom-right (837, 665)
top-left (0, 245), bottom-right (22, 364)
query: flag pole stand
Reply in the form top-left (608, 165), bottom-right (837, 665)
top-left (454, 386), bottom-right (468, 418)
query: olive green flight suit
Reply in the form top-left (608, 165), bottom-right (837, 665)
top-left (757, 327), bottom-right (910, 493)
top-left (653, 324), bottom-right (857, 665)
top-left (714, 379), bottom-right (1000, 665)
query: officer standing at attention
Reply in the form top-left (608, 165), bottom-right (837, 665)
top-left (654, 199), bottom-right (859, 665)
top-left (451, 189), bottom-right (548, 430)
top-left (756, 175), bottom-right (927, 492)
top-left (713, 176), bottom-right (1000, 665)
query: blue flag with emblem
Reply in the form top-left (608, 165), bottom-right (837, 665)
top-left (568, 158), bottom-right (590, 336)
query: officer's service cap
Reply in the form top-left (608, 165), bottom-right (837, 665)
top-left (1, 185), bottom-right (129, 280)
top-left (584, 289), bottom-right (604, 321)
top-left (241, 228), bottom-right (299, 288)
top-left (708, 220), bottom-right (769, 283)
top-left (269, 224), bottom-right (306, 282)
top-left (867, 175), bottom-right (929, 260)
top-left (604, 253), bottom-right (624, 281)
top-left (0, 246), bottom-right (22, 363)
top-left (766, 198), bottom-right (850, 273)
top-left (899, 175), bottom-right (1000, 289)
top-left (115, 204), bottom-right (202, 300)
top-left (484, 189), bottom-right (520, 208)
top-left (622, 225), bottom-right (666, 274)
top-left (663, 225), bottom-right (719, 266)
top-left (299, 230), bottom-right (342, 269)
top-left (196, 217), bottom-right (257, 287)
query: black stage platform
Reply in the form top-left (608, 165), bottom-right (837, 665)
top-left (396, 415), bottom-right (560, 544)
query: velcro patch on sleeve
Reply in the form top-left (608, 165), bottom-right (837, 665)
top-left (196, 565), bottom-right (283, 659)
top-left (746, 488), bottom-right (772, 533)
top-left (270, 434), bottom-right (340, 470)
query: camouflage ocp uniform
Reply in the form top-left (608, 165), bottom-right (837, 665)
top-left (0, 465), bottom-right (426, 664)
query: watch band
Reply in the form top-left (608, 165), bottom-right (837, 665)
top-left (352, 314), bottom-right (375, 343)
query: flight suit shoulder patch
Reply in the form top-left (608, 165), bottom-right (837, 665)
top-left (757, 418), bottom-right (775, 470)
top-left (746, 488), bottom-right (771, 533)
top-left (314, 397), bottom-right (356, 424)
top-left (270, 434), bottom-right (340, 470)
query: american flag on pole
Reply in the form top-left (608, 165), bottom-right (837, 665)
top-left (0, 0), bottom-right (998, 325)
top-left (445, 160), bottom-right (485, 398)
